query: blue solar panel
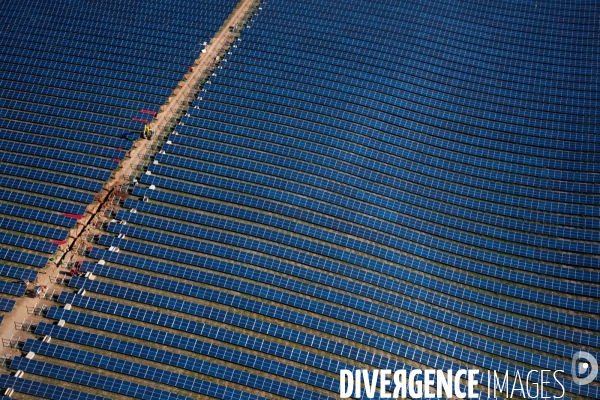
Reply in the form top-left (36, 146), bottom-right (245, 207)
top-left (0, 79), bottom-right (160, 115)
top-left (0, 298), bottom-right (15, 312)
top-left (1, 0), bottom-right (596, 399)
top-left (50, 294), bottom-right (481, 399)
top-left (0, 189), bottom-right (86, 215)
top-left (0, 176), bottom-right (94, 204)
top-left (121, 196), bottom-right (600, 306)
top-left (0, 203), bottom-right (76, 228)
top-left (36, 319), bottom-right (341, 395)
top-left (0, 164), bottom-right (102, 192)
top-left (0, 247), bottom-right (47, 267)
top-left (105, 221), bottom-right (600, 331)
top-left (0, 149), bottom-right (113, 178)
top-left (0, 119), bottom-right (132, 150)
top-left (9, 357), bottom-right (196, 400)
top-left (0, 217), bottom-right (67, 240)
top-left (0, 128), bottom-right (126, 159)
top-left (0, 232), bottom-right (56, 254)
top-left (141, 167), bottom-right (599, 281)
top-left (0, 263), bottom-right (38, 282)
top-left (45, 301), bottom-right (449, 400)
top-left (24, 333), bottom-right (332, 400)
top-left (0, 374), bottom-right (110, 400)
top-left (0, 280), bottom-right (26, 297)
top-left (89, 245), bottom-right (592, 361)
top-left (74, 262), bottom-right (595, 395)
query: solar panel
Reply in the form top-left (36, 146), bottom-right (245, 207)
top-left (25, 332), bottom-right (332, 399)
top-left (77, 261), bottom-right (587, 390)
top-left (0, 203), bottom-right (76, 228)
top-left (0, 374), bottom-right (110, 400)
top-left (105, 222), bottom-right (600, 331)
top-left (1, 0), bottom-right (597, 399)
top-left (0, 164), bottom-right (103, 192)
top-left (0, 280), bottom-right (26, 297)
top-left (0, 298), bottom-right (15, 312)
top-left (0, 217), bottom-right (68, 240)
top-left (0, 119), bottom-right (132, 150)
top-left (0, 176), bottom-right (94, 203)
top-left (0, 232), bottom-right (56, 254)
top-left (36, 319), bottom-right (340, 394)
top-left (9, 357), bottom-right (196, 400)
top-left (0, 189), bottom-right (86, 215)
top-left (72, 264), bottom-right (591, 396)
top-left (0, 263), bottom-right (38, 282)
top-left (0, 151), bottom-right (111, 181)
top-left (89, 245), bottom-right (590, 361)
top-left (50, 296), bottom-right (475, 399)
top-left (0, 247), bottom-right (47, 267)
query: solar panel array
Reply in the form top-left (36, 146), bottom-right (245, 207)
top-left (21, 339), bottom-right (271, 400)
top-left (38, 0), bottom-right (595, 398)
top-left (10, 356), bottom-right (196, 400)
top-left (1, 0), bottom-right (598, 398)
top-left (0, 0), bottom-right (244, 397)
top-left (0, 0), bottom-right (239, 302)
top-left (0, 374), bottom-right (110, 400)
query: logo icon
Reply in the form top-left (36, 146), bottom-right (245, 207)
top-left (572, 351), bottom-right (598, 386)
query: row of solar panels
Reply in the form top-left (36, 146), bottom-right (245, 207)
top-left (1, 24), bottom-right (218, 61)
top-left (0, 107), bottom-right (137, 141)
top-left (162, 131), bottom-right (596, 248)
top-left (0, 176), bottom-right (94, 205)
top-left (53, 291), bottom-right (469, 400)
top-left (0, 152), bottom-right (109, 182)
top-left (182, 107), bottom-right (597, 227)
top-left (154, 141), bottom-right (597, 260)
top-left (23, 338), bottom-right (282, 400)
top-left (239, 38), bottom-right (594, 112)
top-left (207, 70), bottom-right (597, 175)
top-left (40, 316), bottom-right (342, 393)
top-left (194, 88), bottom-right (597, 164)
top-left (0, 88), bottom-right (156, 129)
top-left (264, 0), bottom-right (600, 46)
top-left (64, 271), bottom-right (587, 398)
top-left (80, 254), bottom-right (596, 396)
top-left (170, 119), bottom-right (595, 238)
top-left (140, 164), bottom-right (598, 284)
top-left (0, 189), bottom-right (86, 216)
top-left (128, 185), bottom-right (597, 310)
top-left (190, 96), bottom-right (597, 207)
top-left (0, 119), bottom-right (132, 150)
top-left (208, 78), bottom-right (594, 163)
top-left (0, 46), bottom-right (185, 82)
top-left (0, 97), bottom-right (143, 133)
top-left (7, 3), bottom-right (233, 37)
top-left (0, 70), bottom-right (165, 107)
top-left (184, 92), bottom-right (596, 178)
top-left (251, 11), bottom-right (599, 75)
top-left (0, 64), bottom-right (171, 99)
top-left (218, 76), bottom-right (592, 154)
top-left (0, 248), bottom-right (47, 268)
top-left (10, 357), bottom-right (197, 400)
top-left (113, 197), bottom-right (598, 338)
top-left (0, 140), bottom-right (120, 171)
top-left (26, 329), bottom-right (333, 400)
top-left (0, 204), bottom-right (75, 228)
top-left (115, 200), bottom-right (598, 312)
top-left (0, 374), bottom-right (109, 400)
top-left (89, 238), bottom-right (597, 366)
top-left (226, 46), bottom-right (596, 128)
